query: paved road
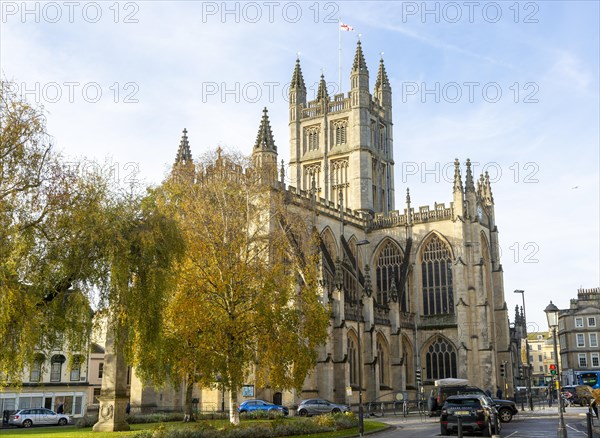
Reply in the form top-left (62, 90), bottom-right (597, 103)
top-left (368, 406), bottom-right (600, 437)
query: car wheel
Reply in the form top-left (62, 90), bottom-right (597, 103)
top-left (58, 418), bottom-right (67, 426)
top-left (332, 408), bottom-right (341, 414)
top-left (581, 397), bottom-right (590, 407)
top-left (23, 419), bottom-right (33, 428)
top-left (498, 407), bottom-right (513, 423)
top-left (298, 409), bottom-right (308, 417)
top-left (239, 410), bottom-right (247, 415)
top-left (440, 425), bottom-right (449, 436)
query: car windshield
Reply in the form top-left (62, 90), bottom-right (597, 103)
top-left (447, 398), bottom-right (481, 407)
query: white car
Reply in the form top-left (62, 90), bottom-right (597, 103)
top-left (8, 408), bottom-right (71, 428)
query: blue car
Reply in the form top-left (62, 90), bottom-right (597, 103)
top-left (238, 399), bottom-right (289, 416)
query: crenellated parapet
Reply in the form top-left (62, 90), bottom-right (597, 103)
top-left (283, 183), bottom-right (456, 230)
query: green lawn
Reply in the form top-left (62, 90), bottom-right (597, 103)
top-left (0, 420), bottom-right (388, 437)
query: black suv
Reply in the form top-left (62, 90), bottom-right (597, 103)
top-left (440, 394), bottom-right (501, 436)
top-left (429, 385), bottom-right (518, 422)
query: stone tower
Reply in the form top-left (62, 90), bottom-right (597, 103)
top-left (288, 41), bottom-right (395, 215)
top-left (252, 107), bottom-right (278, 183)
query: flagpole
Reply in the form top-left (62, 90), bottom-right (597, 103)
top-left (338, 18), bottom-right (342, 94)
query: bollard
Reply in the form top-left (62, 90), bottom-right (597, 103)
top-left (457, 416), bottom-right (463, 438)
top-left (586, 412), bottom-right (593, 438)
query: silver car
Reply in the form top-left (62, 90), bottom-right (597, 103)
top-left (8, 408), bottom-right (71, 428)
top-left (297, 398), bottom-right (350, 416)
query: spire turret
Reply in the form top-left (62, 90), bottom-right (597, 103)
top-left (465, 159), bottom-right (475, 193)
top-left (374, 57), bottom-right (390, 91)
top-left (352, 40), bottom-right (368, 74)
top-left (406, 188), bottom-right (412, 226)
top-left (350, 40), bottom-right (370, 107)
top-left (452, 159), bottom-right (465, 220)
top-left (291, 57), bottom-right (306, 91)
top-left (254, 107), bottom-right (276, 152)
top-left (453, 159), bottom-right (463, 193)
top-left (252, 108), bottom-right (278, 183)
top-left (174, 128), bottom-right (193, 165)
top-left (316, 74), bottom-right (329, 101)
top-left (464, 159), bottom-right (476, 218)
top-left (477, 174), bottom-right (485, 198)
top-left (483, 171), bottom-right (494, 205)
top-left (289, 57), bottom-right (307, 108)
top-left (374, 56), bottom-right (392, 112)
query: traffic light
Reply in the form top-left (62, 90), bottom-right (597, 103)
top-left (518, 365), bottom-right (524, 379)
top-left (415, 369), bottom-right (422, 384)
top-left (550, 364), bottom-right (557, 375)
top-left (500, 362), bottom-right (506, 377)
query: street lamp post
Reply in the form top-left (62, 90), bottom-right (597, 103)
top-left (336, 239), bottom-right (370, 437)
top-left (514, 289), bottom-right (533, 411)
top-left (545, 301), bottom-right (567, 438)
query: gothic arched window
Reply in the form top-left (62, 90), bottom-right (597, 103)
top-left (348, 335), bottom-right (358, 386)
top-left (421, 235), bottom-right (454, 315)
top-left (333, 121), bottom-right (347, 145)
top-left (375, 240), bottom-right (407, 311)
top-left (425, 337), bottom-right (457, 380)
top-left (377, 336), bottom-right (390, 387)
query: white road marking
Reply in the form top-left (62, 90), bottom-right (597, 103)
top-left (566, 423), bottom-right (586, 434)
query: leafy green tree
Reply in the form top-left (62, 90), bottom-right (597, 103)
top-left (0, 81), bottom-right (183, 387)
top-left (145, 150), bottom-right (330, 425)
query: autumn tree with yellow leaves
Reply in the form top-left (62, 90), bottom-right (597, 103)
top-left (147, 151), bottom-right (330, 424)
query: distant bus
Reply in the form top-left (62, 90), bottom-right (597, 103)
top-left (575, 371), bottom-right (600, 389)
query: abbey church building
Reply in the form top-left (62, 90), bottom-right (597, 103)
top-left (148, 41), bottom-right (513, 409)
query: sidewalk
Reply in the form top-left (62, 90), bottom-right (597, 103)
top-left (507, 405), bottom-right (600, 437)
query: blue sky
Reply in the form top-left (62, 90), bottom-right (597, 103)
top-left (2, 1), bottom-right (599, 330)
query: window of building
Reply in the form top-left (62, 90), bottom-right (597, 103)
top-left (538, 354), bottom-right (543, 362)
top-left (329, 158), bottom-right (349, 206)
top-left (98, 362), bottom-right (104, 379)
top-left (537, 344), bottom-right (542, 350)
top-left (589, 333), bottom-right (598, 348)
top-left (575, 317), bottom-right (584, 328)
top-left (591, 353), bottom-right (600, 368)
top-left (577, 333), bottom-right (585, 347)
top-left (29, 354), bottom-right (44, 382)
top-left (70, 356), bottom-right (83, 381)
top-left (50, 355), bottom-right (66, 382)
top-left (348, 336), bottom-right (357, 386)
top-left (333, 121), bottom-right (347, 145)
top-left (541, 365), bottom-right (545, 372)
top-left (375, 240), bottom-right (405, 310)
top-left (303, 164), bottom-right (321, 193)
top-left (379, 124), bottom-right (386, 152)
top-left (588, 317), bottom-right (597, 327)
top-left (421, 235), bottom-right (454, 316)
top-left (377, 339), bottom-right (389, 387)
top-left (304, 127), bottom-right (320, 152)
top-left (425, 337), bottom-right (457, 380)
top-left (550, 351), bottom-right (554, 359)
top-left (529, 355), bottom-right (533, 363)
top-left (578, 353), bottom-right (588, 368)
top-left (93, 388), bottom-right (101, 404)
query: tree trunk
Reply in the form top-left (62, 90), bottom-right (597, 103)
top-left (183, 376), bottom-right (195, 422)
top-left (229, 388), bottom-right (239, 425)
